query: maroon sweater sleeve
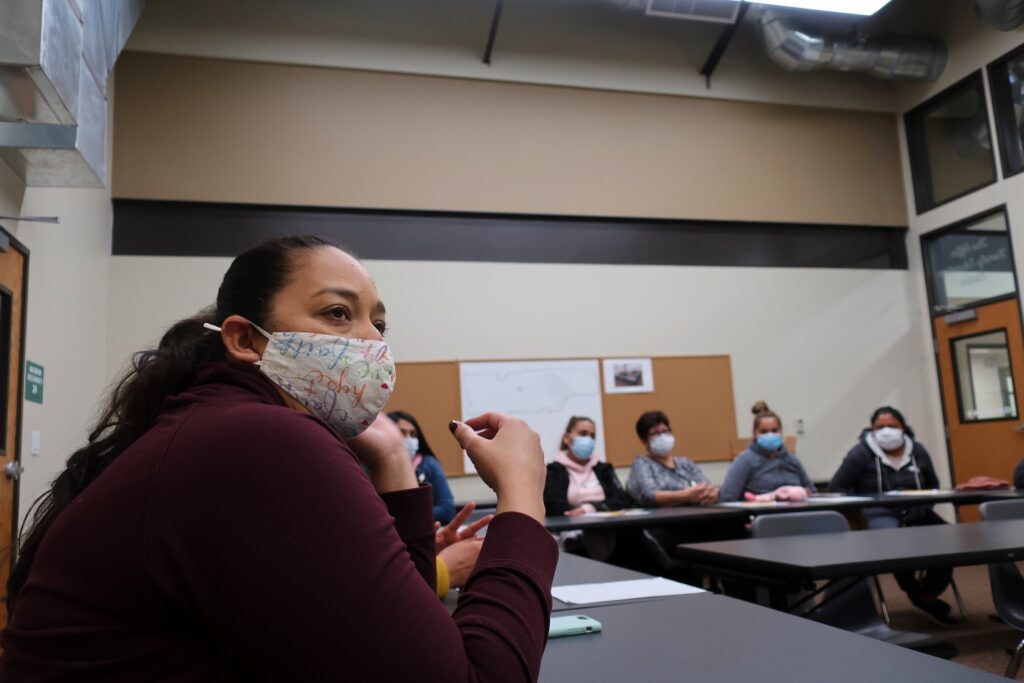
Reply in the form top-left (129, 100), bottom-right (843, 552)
top-left (144, 404), bottom-right (557, 682)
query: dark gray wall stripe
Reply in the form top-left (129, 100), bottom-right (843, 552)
top-left (112, 199), bottom-right (908, 270)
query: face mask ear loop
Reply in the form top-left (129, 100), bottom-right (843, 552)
top-left (250, 322), bottom-right (273, 340)
top-left (204, 321), bottom-right (272, 365)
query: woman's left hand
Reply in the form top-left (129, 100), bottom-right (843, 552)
top-left (438, 537), bottom-right (485, 589)
top-left (347, 414), bottom-right (417, 493)
top-left (436, 501), bottom-right (493, 552)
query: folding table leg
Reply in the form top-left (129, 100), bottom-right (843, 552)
top-left (950, 576), bottom-right (968, 622)
top-left (871, 576), bottom-right (891, 626)
top-left (1005, 638), bottom-right (1024, 679)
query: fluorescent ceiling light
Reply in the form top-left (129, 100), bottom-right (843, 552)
top-left (723, 0), bottom-right (892, 15)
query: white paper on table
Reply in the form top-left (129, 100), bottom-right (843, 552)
top-left (580, 509), bottom-right (651, 518)
top-left (882, 489), bottom-right (945, 496)
top-left (551, 577), bottom-right (705, 605)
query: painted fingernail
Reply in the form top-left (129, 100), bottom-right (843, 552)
top-left (448, 420), bottom-right (458, 433)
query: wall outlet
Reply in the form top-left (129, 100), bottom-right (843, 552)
top-left (795, 417), bottom-right (805, 435)
top-left (30, 430), bottom-right (40, 456)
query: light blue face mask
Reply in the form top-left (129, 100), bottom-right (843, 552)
top-left (756, 433), bottom-right (784, 452)
top-left (571, 435), bottom-right (596, 459)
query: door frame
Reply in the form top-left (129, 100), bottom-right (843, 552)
top-left (920, 204), bottom-right (1024, 488)
top-left (0, 224), bottom-right (29, 578)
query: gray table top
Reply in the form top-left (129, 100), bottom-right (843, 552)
top-left (539, 593), bottom-right (1003, 682)
top-left (551, 552), bottom-right (666, 611)
top-left (446, 550), bottom-right (663, 614)
top-left (543, 505), bottom-right (745, 532)
top-left (677, 519), bottom-right (1024, 580)
top-left (712, 489), bottom-right (1024, 515)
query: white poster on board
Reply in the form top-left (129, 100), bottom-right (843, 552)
top-left (602, 358), bottom-right (654, 394)
top-left (459, 360), bottom-right (605, 473)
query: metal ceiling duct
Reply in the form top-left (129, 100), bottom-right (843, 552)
top-left (759, 10), bottom-right (947, 82)
top-left (975, 0), bottom-right (1024, 30)
top-left (0, 0), bottom-right (146, 187)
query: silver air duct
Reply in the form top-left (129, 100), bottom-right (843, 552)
top-left (759, 10), bottom-right (947, 83)
top-left (975, 0), bottom-right (1024, 31)
top-left (0, 0), bottom-right (146, 187)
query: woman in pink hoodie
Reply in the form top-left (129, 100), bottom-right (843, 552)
top-left (544, 416), bottom-right (632, 516)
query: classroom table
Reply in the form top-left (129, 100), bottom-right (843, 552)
top-left (538, 592), bottom-right (1004, 682)
top-left (542, 505), bottom-right (745, 532)
top-left (711, 489), bottom-right (1024, 516)
top-left (550, 551), bottom-right (690, 611)
top-left (676, 518), bottom-right (1024, 584)
top-left (675, 519), bottom-right (1024, 655)
top-left (446, 550), bottom-right (692, 613)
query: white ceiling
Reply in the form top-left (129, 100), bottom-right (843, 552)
top-left (124, 0), bottom-right (955, 113)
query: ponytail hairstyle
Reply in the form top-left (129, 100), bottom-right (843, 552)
top-left (751, 400), bottom-right (782, 433)
top-left (869, 406), bottom-right (916, 440)
top-left (387, 410), bottom-right (436, 458)
top-left (560, 415), bottom-right (596, 452)
top-left (8, 235), bottom-right (341, 610)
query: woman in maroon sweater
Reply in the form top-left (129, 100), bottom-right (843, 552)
top-left (0, 236), bottom-right (556, 681)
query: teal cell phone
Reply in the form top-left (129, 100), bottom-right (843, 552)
top-left (548, 614), bottom-right (603, 639)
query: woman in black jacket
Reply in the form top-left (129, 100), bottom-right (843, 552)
top-left (829, 406), bottom-right (956, 626)
top-left (544, 416), bottom-right (631, 516)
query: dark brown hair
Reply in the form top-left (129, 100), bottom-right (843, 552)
top-left (560, 415), bottom-right (595, 451)
top-left (9, 235), bottom-right (342, 610)
top-left (635, 410), bottom-right (670, 441)
top-left (752, 400), bottom-right (782, 433)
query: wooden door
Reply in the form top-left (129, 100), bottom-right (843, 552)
top-left (0, 230), bottom-right (28, 627)
top-left (934, 297), bottom-right (1024, 522)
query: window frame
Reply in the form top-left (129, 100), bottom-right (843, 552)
top-left (987, 41), bottom-right (1024, 180)
top-left (949, 327), bottom-right (1021, 424)
top-left (904, 70), bottom-right (998, 215)
top-left (920, 205), bottom-right (1019, 317)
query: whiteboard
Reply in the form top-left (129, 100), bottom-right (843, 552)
top-left (459, 360), bottom-right (606, 473)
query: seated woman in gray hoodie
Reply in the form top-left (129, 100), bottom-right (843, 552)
top-left (720, 401), bottom-right (815, 503)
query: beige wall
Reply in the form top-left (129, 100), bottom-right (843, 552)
top-left (112, 52), bottom-right (907, 227)
top-left (0, 146), bottom-right (113, 527)
top-left (126, 0), bottom-right (900, 113)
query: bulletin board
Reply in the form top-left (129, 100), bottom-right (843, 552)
top-left (387, 355), bottom-right (738, 476)
top-left (600, 356), bottom-right (737, 467)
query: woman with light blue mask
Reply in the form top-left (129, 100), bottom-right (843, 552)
top-left (544, 416), bottom-right (631, 516)
top-left (388, 410), bottom-right (456, 524)
top-left (720, 401), bottom-right (815, 502)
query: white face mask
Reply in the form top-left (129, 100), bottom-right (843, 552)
top-left (207, 322), bottom-right (396, 439)
top-left (404, 437), bottom-right (419, 459)
top-left (873, 427), bottom-right (905, 451)
top-left (649, 433), bottom-right (675, 457)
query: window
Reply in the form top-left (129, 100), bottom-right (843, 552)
top-left (952, 329), bottom-right (1018, 422)
top-left (922, 208), bottom-right (1016, 314)
top-left (988, 43), bottom-right (1024, 178)
top-left (905, 71), bottom-right (997, 214)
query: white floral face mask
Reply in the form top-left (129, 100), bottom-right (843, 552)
top-left (206, 322), bottom-right (396, 439)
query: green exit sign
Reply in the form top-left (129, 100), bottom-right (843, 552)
top-left (25, 361), bottom-right (43, 404)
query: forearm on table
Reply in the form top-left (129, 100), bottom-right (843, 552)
top-left (653, 489), bottom-right (686, 507)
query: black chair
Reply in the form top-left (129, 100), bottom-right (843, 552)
top-left (641, 526), bottom-right (698, 583)
top-left (979, 499), bottom-right (1024, 679)
top-left (750, 511), bottom-right (957, 659)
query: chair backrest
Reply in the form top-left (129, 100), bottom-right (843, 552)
top-left (751, 510), bottom-right (850, 538)
top-left (979, 499), bottom-right (1024, 629)
top-left (980, 498), bottom-right (1024, 521)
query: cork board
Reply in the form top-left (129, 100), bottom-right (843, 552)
top-left (387, 362), bottom-right (463, 475)
top-left (389, 355), bottom-right (738, 475)
top-left (600, 356), bottom-right (737, 467)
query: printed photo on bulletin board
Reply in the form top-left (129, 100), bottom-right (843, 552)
top-left (603, 358), bottom-right (654, 394)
